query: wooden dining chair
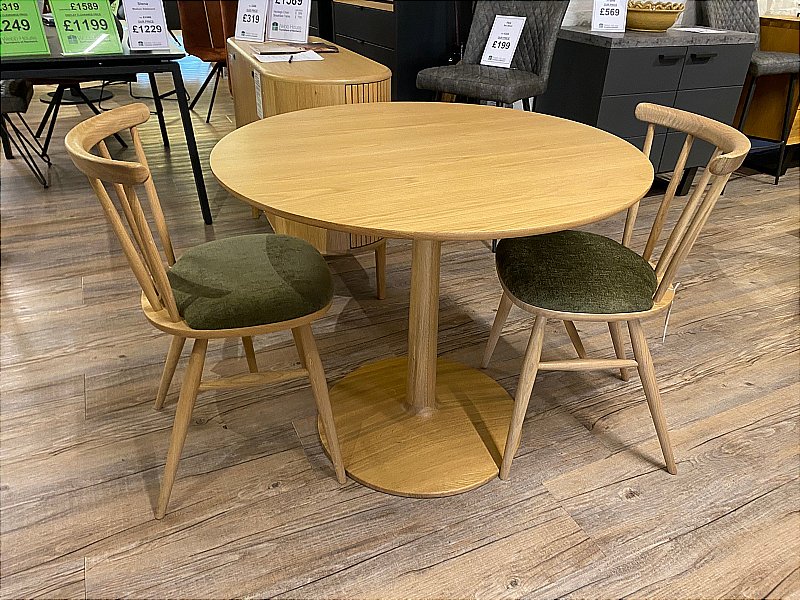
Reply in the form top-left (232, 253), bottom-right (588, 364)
top-left (64, 104), bottom-right (346, 519)
top-left (482, 103), bottom-right (750, 479)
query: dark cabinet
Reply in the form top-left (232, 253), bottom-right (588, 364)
top-left (538, 27), bottom-right (755, 182)
top-left (330, 0), bottom-right (453, 101)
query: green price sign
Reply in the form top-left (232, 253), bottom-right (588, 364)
top-left (50, 0), bottom-right (122, 55)
top-left (0, 1), bottom-right (51, 57)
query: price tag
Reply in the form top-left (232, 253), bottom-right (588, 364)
top-left (122, 0), bottom-right (169, 50)
top-left (235, 0), bottom-right (268, 42)
top-left (267, 0), bottom-right (310, 43)
top-left (50, 0), bottom-right (123, 55)
top-left (591, 0), bottom-right (628, 32)
top-left (480, 15), bottom-right (525, 69)
top-left (0, 0), bottom-right (51, 57)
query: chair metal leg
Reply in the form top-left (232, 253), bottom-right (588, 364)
top-left (500, 315), bottom-right (546, 480)
top-left (738, 74), bottom-right (757, 131)
top-left (189, 62), bottom-right (220, 111)
top-left (205, 66), bottom-right (222, 123)
top-left (35, 83), bottom-right (63, 137)
top-left (0, 119), bottom-right (12, 159)
top-left (156, 337), bottom-right (208, 519)
top-left (40, 84), bottom-right (65, 157)
top-left (775, 73), bottom-right (798, 185)
top-left (3, 114), bottom-right (50, 187)
top-left (628, 320), bottom-right (677, 475)
top-left (522, 97), bottom-right (531, 112)
top-left (149, 73), bottom-right (170, 148)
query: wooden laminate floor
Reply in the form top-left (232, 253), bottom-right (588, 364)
top-left (1, 55), bottom-right (799, 599)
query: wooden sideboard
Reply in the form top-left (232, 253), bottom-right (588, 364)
top-left (227, 37), bottom-right (391, 274)
top-left (736, 15), bottom-right (800, 145)
top-left (538, 27), bottom-right (756, 193)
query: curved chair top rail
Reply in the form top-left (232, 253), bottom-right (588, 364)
top-left (64, 103), bottom-right (151, 186)
top-left (635, 103), bottom-right (751, 175)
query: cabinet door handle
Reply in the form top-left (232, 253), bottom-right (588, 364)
top-left (691, 52), bottom-right (718, 61)
top-left (658, 54), bottom-right (684, 63)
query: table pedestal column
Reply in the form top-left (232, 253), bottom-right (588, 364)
top-left (319, 240), bottom-right (515, 497)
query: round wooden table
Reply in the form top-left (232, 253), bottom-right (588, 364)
top-left (210, 102), bottom-right (654, 497)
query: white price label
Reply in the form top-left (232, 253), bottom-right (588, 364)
top-left (591, 0), bottom-right (628, 32)
top-left (480, 15), bottom-right (526, 69)
top-left (236, 0), bottom-right (269, 42)
top-left (123, 0), bottom-right (170, 50)
top-left (267, 0), bottom-right (310, 43)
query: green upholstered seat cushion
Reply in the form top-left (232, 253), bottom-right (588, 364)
top-left (167, 234), bottom-right (333, 330)
top-left (496, 230), bottom-right (657, 314)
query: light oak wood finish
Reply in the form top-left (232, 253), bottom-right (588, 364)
top-left (210, 102), bottom-right (654, 241)
top-left (211, 101), bottom-right (654, 497)
top-left (227, 36), bottom-right (391, 298)
top-left (334, 0), bottom-right (394, 12)
top-left (2, 72), bottom-right (796, 598)
top-left (63, 104), bottom-right (345, 518)
top-left (483, 103), bottom-right (751, 479)
top-left (736, 15), bottom-right (800, 145)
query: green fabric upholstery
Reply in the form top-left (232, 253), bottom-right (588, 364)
top-left (168, 234), bottom-right (333, 330)
top-left (496, 230), bottom-right (657, 314)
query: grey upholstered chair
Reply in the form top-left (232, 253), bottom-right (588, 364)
top-left (416, 1), bottom-right (569, 110)
top-left (701, 0), bottom-right (799, 184)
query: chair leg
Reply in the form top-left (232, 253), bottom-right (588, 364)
top-left (775, 73), bottom-right (798, 185)
top-left (375, 241), bottom-right (387, 300)
top-left (40, 84), bottom-right (65, 157)
top-left (491, 239), bottom-right (498, 253)
top-left (482, 292), bottom-right (513, 368)
top-left (522, 97), bottom-right (531, 112)
top-left (295, 324), bottom-right (346, 484)
top-left (156, 338), bottom-right (208, 519)
top-left (155, 336), bottom-right (186, 410)
top-left (0, 119), bottom-right (12, 159)
top-left (627, 320), bottom-right (677, 475)
top-left (608, 321), bottom-right (630, 381)
top-left (189, 62), bottom-right (220, 111)
top-left (242, 336), bottom-right (258, 373)
top-left (563, 321), bottom-right (587, 358)
top-left (291, 327), bottom-right (308, 369)
top-left (738, 74), bottom-right (757, 131)
top-left (205, 66), bottom-right (222, 123)
top-left (500, 315), bottom-right (546, 480)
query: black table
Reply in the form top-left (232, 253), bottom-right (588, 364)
top-left (1, 35), bottom-right (212, 224)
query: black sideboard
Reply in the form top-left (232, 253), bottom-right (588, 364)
top-left (538, 26), bottom-right (756, 193)
top-left (330, 0), bottom-right (454, 101)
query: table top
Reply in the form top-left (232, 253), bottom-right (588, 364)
top-left (0, 24), bottom-right (184, 71)
top-left (227, 37), bottom-right (391, 86)
top-left (210, 102), bottom-right (654, 241)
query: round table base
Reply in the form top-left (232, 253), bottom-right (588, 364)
top-left (319, 357), bottom-right (514, 497)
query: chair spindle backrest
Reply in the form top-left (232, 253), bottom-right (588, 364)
top-left (65, 103), bottom-right (180, 322)
top-left (622, 103), bottom-right (750, 303)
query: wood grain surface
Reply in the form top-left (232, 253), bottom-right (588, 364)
top-left (210, 101), bottom-right (655, 241)
top-left (0, 50), bottom-right (798, 599)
